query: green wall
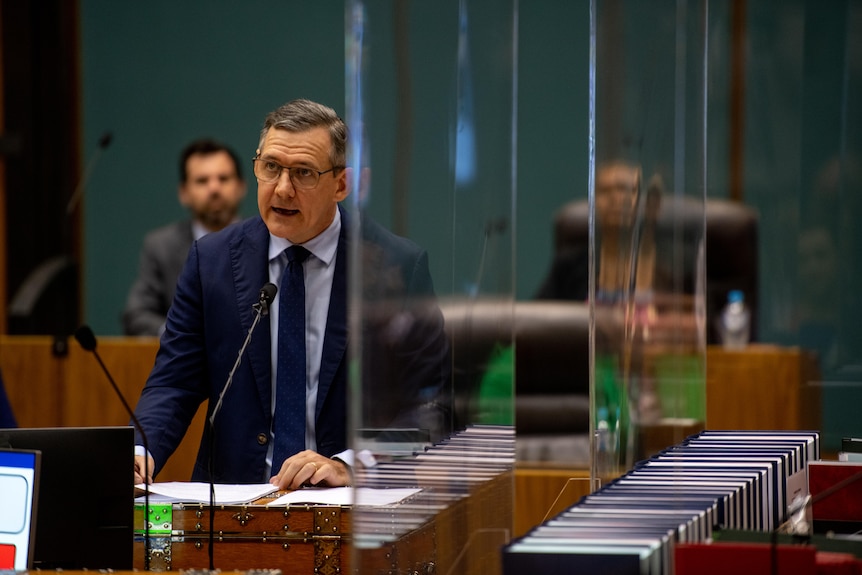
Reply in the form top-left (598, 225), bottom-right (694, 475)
top-left (80, 1), bottom-right (862, 450)
top-left (81, 1), bottom-right (346, 334)
top-left (80, 0), bottom-right (590, 335)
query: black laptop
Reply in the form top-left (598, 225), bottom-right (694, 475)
top-left (0, 447), bottom-right (40, 570)
top-left (0, 426), bottom-right (134, 569)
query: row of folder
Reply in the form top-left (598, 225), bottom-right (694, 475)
top-left (503, 429), bottom-right (820, 575)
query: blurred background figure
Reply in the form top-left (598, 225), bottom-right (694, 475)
top-left (536, 160), bottom-right (663, 303)
top-left (122, 139), bottom-right (247, 336)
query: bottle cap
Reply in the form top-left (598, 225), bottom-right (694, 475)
top-left (728, 290), bottom-right (744, 303)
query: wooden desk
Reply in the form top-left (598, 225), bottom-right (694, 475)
top-left (706, 344), bottom-right (821, 431)
top-left (1, 337), bottom-right (515, 574)
top-left (0, 335), bottom-right (203, 481)
top-left (513, 465), bottom-right (593, 537)
top-left (512, 344), bottom-right (822, 538)
top-left (3, 336), bottom-right (822, 543)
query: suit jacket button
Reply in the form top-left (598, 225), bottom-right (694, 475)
top-left (257, 433), bottom-right (268, 445)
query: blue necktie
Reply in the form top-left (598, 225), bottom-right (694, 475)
top-left (272, 245), bottom-right (310, 469)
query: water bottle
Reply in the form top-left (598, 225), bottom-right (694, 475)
top-left (718, 290), bottom-right (750, 349)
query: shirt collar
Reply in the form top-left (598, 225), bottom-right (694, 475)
top-left (191, 220), bottom-right (209, 241)
top-left (193, 217), bottom-right (241, 241)
top-left (267, 207), bottom-right (341, 267)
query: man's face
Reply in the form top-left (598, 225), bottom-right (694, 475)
top-left (256, 127), bottom-right (349, 244)
top-left (595, 163), bottom-right (640, 230)
top-left (179, 151), bottom-right (246, 231)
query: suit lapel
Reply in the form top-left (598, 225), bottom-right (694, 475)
top-left (316, 208), bottom-right (349, 420)
top-left (233, 212), bottom-right (348, 424)
top-left (228, 217), bottom-right (274, 413)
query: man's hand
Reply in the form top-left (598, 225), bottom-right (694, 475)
top-left (134, 454), bottom-right (155, 484)
top-left (270, 450), bottom-right (350, 490)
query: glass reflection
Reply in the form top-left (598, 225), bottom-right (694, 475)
top-left (346, 1), bottom-right (516, 573)
top-left (589, 0), bottom-right (708, 483)
top-left (740, 0), bottom-right (862, 453)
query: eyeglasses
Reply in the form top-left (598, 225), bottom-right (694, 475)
top-left (252, 157), bottom-right (342, 189)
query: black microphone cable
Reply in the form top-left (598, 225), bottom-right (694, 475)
top-left (73, 324), bottom-right (150, 571)
top-left (207, 282), bottom-right (277, 570)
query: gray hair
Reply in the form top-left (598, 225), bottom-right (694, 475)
top-left (258, 99), bottom-right (347, 169)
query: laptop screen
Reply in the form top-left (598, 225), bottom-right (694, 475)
top-left (0, 426), bottom-right (133, 570)
top-left (0, 448), bottom-right (40, 570)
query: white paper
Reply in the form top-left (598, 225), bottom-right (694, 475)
top-left (269, 486), bottom-right (421, 507)
top-left (134, 482), bottom-right (421, 508)
top-left (134, 481), bottom-right (277, 505)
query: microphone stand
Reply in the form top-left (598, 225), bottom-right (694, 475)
top-left (462, 218), bottom-right (508, 428)
top-left (207, 285), bottom-right (276, 570)
top-left (65, 131), bottom-right (113, 216)
top-left (73, 326), bottom-right (150, 571)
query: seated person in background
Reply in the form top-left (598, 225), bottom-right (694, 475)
top-left (123, 139), bottom-right (247, 336)
top-left (132, 99), bottom-right (450, 489)
top-left (536, 160), bottom-right (661, 303)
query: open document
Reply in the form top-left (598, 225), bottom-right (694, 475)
top-left (135, 482), bottom-right (277, 505)
top-left (135, 482), bottom-right (420, 507)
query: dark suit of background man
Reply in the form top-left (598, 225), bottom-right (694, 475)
top-left (132, 99), bottom-right (451, 489)
top-left (123, 139), bottom-right (247, 336)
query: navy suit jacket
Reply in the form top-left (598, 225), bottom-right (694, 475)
top-left (134, 206), bottom-right (450, 482)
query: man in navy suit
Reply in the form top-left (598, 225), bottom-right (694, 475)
top-left (132, 99), bottom-right (450, 488)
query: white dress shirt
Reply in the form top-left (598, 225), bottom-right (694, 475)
top-left (265, 209), bottom-right (340, 476)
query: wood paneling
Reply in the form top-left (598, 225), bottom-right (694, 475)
top-left (0, 335), bottom-right (203, 481)
top-left (512, 344), bottom-right (820, 537)
top-left (513, 466), bottom-right (593, 538)
top-left (2, 336), bottom-right (822, 537)
top-left (706, 344), bottom-right (821, 431)
top-left (0, 336), bottom-right (64, 425)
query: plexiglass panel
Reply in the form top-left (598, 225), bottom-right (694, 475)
top-left (345, 1), bottom-right (516, 573)
top-left (738, 0), bottom-right (862, 454)
top-left (591, 0), bottom-right (708, 483)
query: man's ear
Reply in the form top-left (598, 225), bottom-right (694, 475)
top-left (335, 166), bottom-right (352, 202)
top-left (178, 183), bottom-right (191, 208)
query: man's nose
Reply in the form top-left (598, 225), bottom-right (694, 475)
top-left (204, 176), bottom-right (223, 191)
top-left (274, 169), bottom-right (296, 196)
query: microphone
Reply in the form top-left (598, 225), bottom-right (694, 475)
top-left (471, 216), bottom-right (509, 298)
top-left (253, 282), bottom-right (278, 318)
top-left (207, 282), bottom-right (277, 569)
top-left (209, 282), bottom-right (277, 425)
top-left (65, 131), bottom-right (113, 215)
top-left (73, 324), bottom-right (151, 571)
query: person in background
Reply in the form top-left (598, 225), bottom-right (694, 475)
top-left (131, 99), bottom-right (450, 489)
top-left (122, 139), bottom-right (247, 336)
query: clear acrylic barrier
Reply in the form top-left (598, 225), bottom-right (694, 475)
top-left (590, 0), bottom-right (708, 484)
top-left (736, 0), bottom-right (862, 455)
top-left (345, 1), bottom-right (516, 573)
